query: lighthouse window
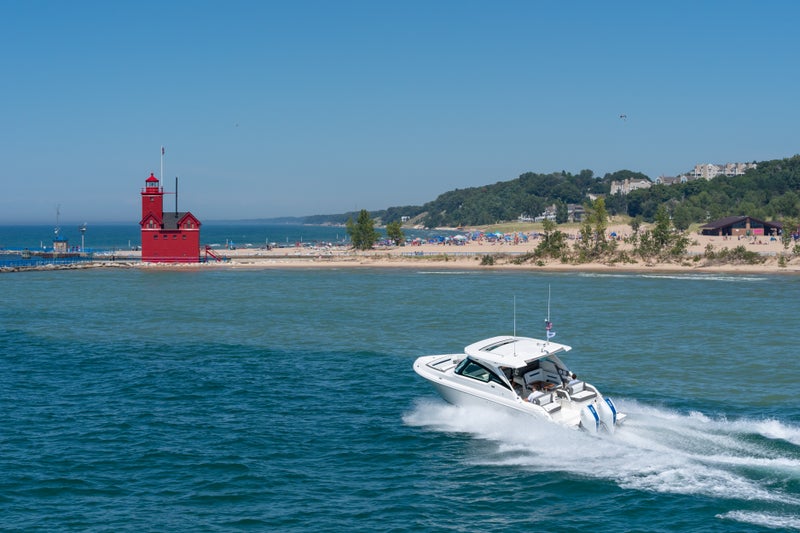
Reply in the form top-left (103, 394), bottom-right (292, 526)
top-left (153, 235), bottom-right (158, 239)
top-left (182, 235), bottom-right (186, 240)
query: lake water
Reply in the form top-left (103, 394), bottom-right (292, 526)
top-left (0, 223), bottom-right (455, 253)
top-left (1, 267), bottom-right (799, 532)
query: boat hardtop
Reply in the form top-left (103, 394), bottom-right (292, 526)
top-left (463, 335), bottom-right (571, 369)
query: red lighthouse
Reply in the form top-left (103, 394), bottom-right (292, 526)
top-left (139, 173), bottom-right (201, 262)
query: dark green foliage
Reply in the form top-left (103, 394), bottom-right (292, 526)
top-left (555, 201), bottom-right (569, 223)
top-left (385, 221), bottom-right (404, 246)
top-left (535, 219), bottom-right (568, 258)
top-left (301, 155), bottom-right (800, 229)
top-left (346, 209), bottom-right (380, 250)
top-left (703, 245), bottom-right (765, 265)
top-left (623, 155), bottom-right (800, 223)
top-left (780, 216), bottom-right (798, 249)
top-left (575, 198), bottom-right (614, 261)
top-left (415, 169), bottom-right (622, 228)
top-left (509, 251), bottom-right (539, 264)
top-left (634, 205), bottom-right (689, 261)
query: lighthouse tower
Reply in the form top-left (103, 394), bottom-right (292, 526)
top-left (139, 172), bottom-right (201, 263)
top-left (141, 173), bottom-right (164, 221)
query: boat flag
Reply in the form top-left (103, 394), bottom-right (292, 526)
top-left (545, 320), bottom-right (556, 339)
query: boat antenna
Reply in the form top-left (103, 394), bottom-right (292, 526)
top-left (545, 285), bottom-right (555, 342)
top-left (513, 295), bottom-right (517, 355)
top-left (546, 285), bottom-right (550, 322)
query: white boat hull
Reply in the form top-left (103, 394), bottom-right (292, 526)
top-left (414, 351), bottom-right (625, 432)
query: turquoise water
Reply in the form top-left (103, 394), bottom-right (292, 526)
top-left (2, 268), bottom-right (799, 531)
top-left (0, 223), bottom-right (455, 253)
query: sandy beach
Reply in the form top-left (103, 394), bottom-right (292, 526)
top-left (135, 224), bottom-right (800, 275)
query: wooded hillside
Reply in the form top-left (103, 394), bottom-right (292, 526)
top-left (304, 155), bottom-right (800, 228)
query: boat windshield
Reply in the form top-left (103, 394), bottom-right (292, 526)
top-left (455, 358), bottom-right (509, 389)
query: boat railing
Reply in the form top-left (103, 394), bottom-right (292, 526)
top-left (427, 356), bottom-right (460, 373)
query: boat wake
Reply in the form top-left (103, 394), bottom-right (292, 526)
top-left (577, 272), bottom-right (767, 283)
top-left (404, 398), bottom-right (800, 530)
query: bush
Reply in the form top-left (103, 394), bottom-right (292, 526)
top-left (704, 245), bottom-right (765, 265)
top-left (510, 252), bottom-right (539, 265)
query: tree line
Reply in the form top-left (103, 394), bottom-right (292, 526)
top-left (333, 154), bottom-right (800, 232)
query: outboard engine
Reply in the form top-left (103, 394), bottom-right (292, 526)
top-left (580, 404), bottom-right (600, 434)
top-left (596, 397), bottom-right (618, 434)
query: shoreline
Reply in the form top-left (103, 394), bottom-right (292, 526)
top-left (4, 225), bottom-right (799, 275)
top-left (179, 226), bottom-right (800, 274)
top-left (5, 250), bottom-right (799, 275)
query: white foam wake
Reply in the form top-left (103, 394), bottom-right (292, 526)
top-left (576, 272), bottom-right (767, 283)
top-left (717, 511), bottom-right (800, 531)
top-left (404, 398), bottom-right (800, 529)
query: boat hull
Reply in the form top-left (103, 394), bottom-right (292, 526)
top-left (414, 355), bottom-right (572, 424)
top-left (413, 353), bottom-right (624, 431)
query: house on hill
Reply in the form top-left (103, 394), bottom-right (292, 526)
top-left (699, 216), bottom-right (781, 237)
top-left (610, 178), bottom-right (652, 195)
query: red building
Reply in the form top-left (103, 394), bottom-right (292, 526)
top-left (139, 173), bottom-right (201, 262)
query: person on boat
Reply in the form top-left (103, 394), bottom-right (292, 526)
top-left (564, 372), bottom-right (579, 388)
top-left (526, 384), bottom-right (545, 403)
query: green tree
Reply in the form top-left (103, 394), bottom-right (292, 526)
top-left (771, 191), bottom-right (800, 218)
top-left (605, 192), bottom-right (627, 216)
top-left (651, 204), bottom-right (673, 250)
top-left (781, 216), bottom-right (797, 249)
top-left (536, 218), bottom-right (568, 258)
top-left (423, 210), bottom-right (443, 229)
top-left (635, 205), bottom-right (689, 260)
top-left (386, 220), bottom-right (405, 246)
top-left (576, 197), bottom-right (612, 259)
top-left (555, 201), bottom-right (569, 223)
top-left (671, 204), bottom-right (692, 231)
top-left (346, 209), bottom-right (380, 250)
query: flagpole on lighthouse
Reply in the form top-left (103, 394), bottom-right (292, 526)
top-left (160, 146), bottom-right (165, 183)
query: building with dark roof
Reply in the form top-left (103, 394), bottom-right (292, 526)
top-left (699, 216), bottom-right (781, 237)
top-left (139, 173), bottom-right (201, 262)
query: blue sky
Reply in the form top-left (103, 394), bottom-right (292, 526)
top-left (2, 1), bottom-right (798, 223)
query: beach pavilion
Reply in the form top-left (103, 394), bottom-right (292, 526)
top-left (699, 216), bottom-right (782, 237)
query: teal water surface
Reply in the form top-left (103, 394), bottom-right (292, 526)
top-left (1, 268), bottom-right (799, 531)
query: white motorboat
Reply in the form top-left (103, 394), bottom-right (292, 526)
top-left (413, 334), bottom-right (626, 433)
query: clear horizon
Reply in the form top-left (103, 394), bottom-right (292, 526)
top-left (2, 1), bottom-right (799, 224)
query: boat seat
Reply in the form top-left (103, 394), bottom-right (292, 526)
top-left (523, 368), bottom-right (545, 385)
top-left (567, 380), bottom-right (596, 402)
top-left (524, 369), bottom-right (560, 391)
top-left (530, 392), bottom-right (561, 413)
